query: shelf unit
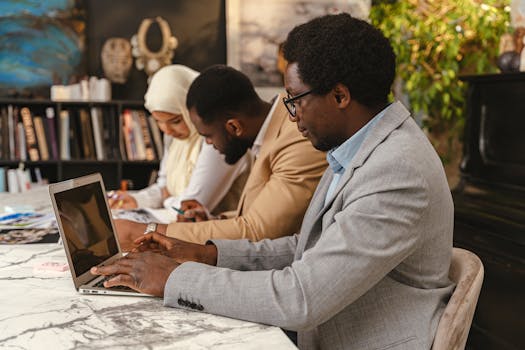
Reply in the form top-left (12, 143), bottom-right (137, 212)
top-left (0, 99), bottom-right (160, 190)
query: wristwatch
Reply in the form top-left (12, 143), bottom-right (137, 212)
top-left (144, 222), bottom-right (158, 234)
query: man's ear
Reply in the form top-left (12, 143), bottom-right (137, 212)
top-left (332, 83), bottom-right (351, 108)
top-left (225, 118), bottom-right (244, 137)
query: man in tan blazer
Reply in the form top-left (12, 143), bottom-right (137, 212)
top-left (115, 65), bottom-right (327, 247)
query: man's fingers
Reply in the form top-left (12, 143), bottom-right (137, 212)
top-left (91, 258), bottom-right (133, 275)
top-left (132, 242), bottom-right (159, 252)
top-left (104, 274), bottom-right (136, 288)
top-left (91, 264), bottom-right (120, 275)
top-left (136, 232), bottom-right (174, 250)
top-left (134, 233), bottom-right (154, 245)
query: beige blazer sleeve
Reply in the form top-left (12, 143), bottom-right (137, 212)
top-left (165, 103), bottom-right (327, 244)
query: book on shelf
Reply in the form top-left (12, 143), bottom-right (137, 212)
top-left (115, 108), bottom-right (128, 160)
top-left (7, 168), bottom-right (18, 193)
top-left (20, 107), bottom-right (40, 161)
top-left (121, 109), bottom-right (131, 160)
top-left (122, 109), bottom-right (136, 160)
top-left (17, 122), bottom-right (26, 162)
top-left (0, 108), bottom-right (7, 160)
top-left (131, 110), bottom-right (146, 160)
top-left (103, 107), bottom-right (120, 160)
top-left (45, 107), bottom-right (59, 160)
top-left (90, 107), bottom-right (105, 160)
top-left (67, 109), bottom-right (81, 159)
top-left (33, 116), bottom-right (50, 161)
top-left (0, 167), bottom-right (6, 192)
top-left (137, 110), bottom-right (156, 161)
top-left (78, 109), bottom-right (96, 160)
top-left (148, 116), bottom-right (163, 159)
top-left (59, 110), bottom-right (70, 160)
top-left (8, 105), bottom-right (16, 160)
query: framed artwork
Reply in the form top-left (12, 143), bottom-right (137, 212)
top-left (0, 0), bottom-right (85, 96)
top-left (227, 0), bottom-right (371, 98)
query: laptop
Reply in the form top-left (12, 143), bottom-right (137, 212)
top-left (49, 173), bottom-right (152, 297)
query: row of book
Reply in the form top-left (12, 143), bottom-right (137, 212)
top-left (0, 167), bottom-right (34, 193)
top-left (0, 105), bottom-right (165, 162)
top-left (121, 109), bottom-right (164, 161)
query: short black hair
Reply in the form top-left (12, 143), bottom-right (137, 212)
top-left (283, 13), bottom-right (395, 108)
top-left (186, 65), bottom-right (260, 123)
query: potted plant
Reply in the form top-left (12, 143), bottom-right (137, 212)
top-left (370, 0), bottom-right (510, 186)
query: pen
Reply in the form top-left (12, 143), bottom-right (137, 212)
top-left (171, 206), bottom-right (196, 222)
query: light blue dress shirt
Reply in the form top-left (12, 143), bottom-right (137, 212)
top-left (324, 107), bottom-right (388, 206)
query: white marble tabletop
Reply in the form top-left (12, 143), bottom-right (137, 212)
top-left (0, 189), bottom-right (297, 349)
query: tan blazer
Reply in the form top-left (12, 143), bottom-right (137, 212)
top-left (166, 100), bottom-right (327, 244)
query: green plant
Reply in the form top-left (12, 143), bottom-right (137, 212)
top-left (370, 0), bottom-right (510, 160)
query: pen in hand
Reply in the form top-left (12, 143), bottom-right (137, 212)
top-left (171, 206), bottom-right (196, 222)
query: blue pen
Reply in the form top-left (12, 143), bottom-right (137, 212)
top-left (171, 207), bottom-right (196, 222)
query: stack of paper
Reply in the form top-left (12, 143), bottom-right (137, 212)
top-left (0, 212), bottom-right (56, 230)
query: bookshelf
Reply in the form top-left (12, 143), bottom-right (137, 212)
top-left (0, 99), bottom-right (160, 191)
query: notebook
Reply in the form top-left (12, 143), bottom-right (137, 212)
top-left (49, 173), bottom-right (152, 297)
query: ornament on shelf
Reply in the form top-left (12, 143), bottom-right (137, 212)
top-left (131, 16), bottom-right (178, 79)
top-left (101, 38), bottom-right (133, 84)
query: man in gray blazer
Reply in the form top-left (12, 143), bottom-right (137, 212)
top-left (92, 13), bottom-right (454, 349)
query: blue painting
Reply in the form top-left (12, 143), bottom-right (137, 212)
top-left (0, 0), bottom-right (85, 94)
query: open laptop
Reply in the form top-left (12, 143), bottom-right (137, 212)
top-left (49, 173), bottom-right (151, 297)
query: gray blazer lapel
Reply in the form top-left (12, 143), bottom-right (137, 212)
top-left (311, 101), bottom-right (411, 223)
top-left (296, 170), bottom-right (333, 255)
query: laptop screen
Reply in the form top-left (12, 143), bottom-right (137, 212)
top-left (54, 181), bottom-right (118, 277)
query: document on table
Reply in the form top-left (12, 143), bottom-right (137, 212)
top-left (0, 212), bottom-right (56, 230)
top-left (111, 207), bottom-right (177, 224)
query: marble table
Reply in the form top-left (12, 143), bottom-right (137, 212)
top-left (0, 189), bottom-right (297, 349)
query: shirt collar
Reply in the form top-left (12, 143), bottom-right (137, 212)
top-left (326, 105), bottom-right (389, 174)
top-left (251, 96), bottom-right (279, 158)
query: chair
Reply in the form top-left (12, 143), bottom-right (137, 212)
top-left (432, 247), bottom-right (484, 350)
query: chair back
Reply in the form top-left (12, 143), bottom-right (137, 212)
top-left (432, 247), bottom-right (484, 350)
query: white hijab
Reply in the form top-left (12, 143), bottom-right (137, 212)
top-left (144, 64), bottom-right (201, 199)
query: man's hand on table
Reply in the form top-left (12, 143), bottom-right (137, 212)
top-left (91, 232), bottom-right (217, 296)
top-left (178, 200), bottom-right (212, 222)
top-left (133, 232), bottom-right (217, 266)
top-left (114, 219), bottom-right (167, 251)
top-left (90, 251), bottom-right (178, 297)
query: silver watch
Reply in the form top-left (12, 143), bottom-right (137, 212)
top-left (144, 222), bottom-right (158, 234)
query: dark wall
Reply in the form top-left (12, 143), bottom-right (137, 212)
top-left (86, 0), bottom-right (226, 100)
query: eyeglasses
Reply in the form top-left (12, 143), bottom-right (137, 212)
top-left (282, 89), bottom-right (314, 118)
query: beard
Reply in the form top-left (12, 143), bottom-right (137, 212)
top-left (223, 136), bottom-right (252, 165)
top-left (308, 132), bottom-right (334, 152)
top-left (312, 139), bottom-right (333, 152)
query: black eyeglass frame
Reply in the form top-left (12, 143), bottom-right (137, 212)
top-left (282, 89), bottom-right (314, 117)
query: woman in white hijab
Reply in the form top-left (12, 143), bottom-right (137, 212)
top-left (109, 65), bottom-right (249, 215)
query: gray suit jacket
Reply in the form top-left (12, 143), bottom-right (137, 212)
top-left (164, 101), bottom-right (455, 350)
